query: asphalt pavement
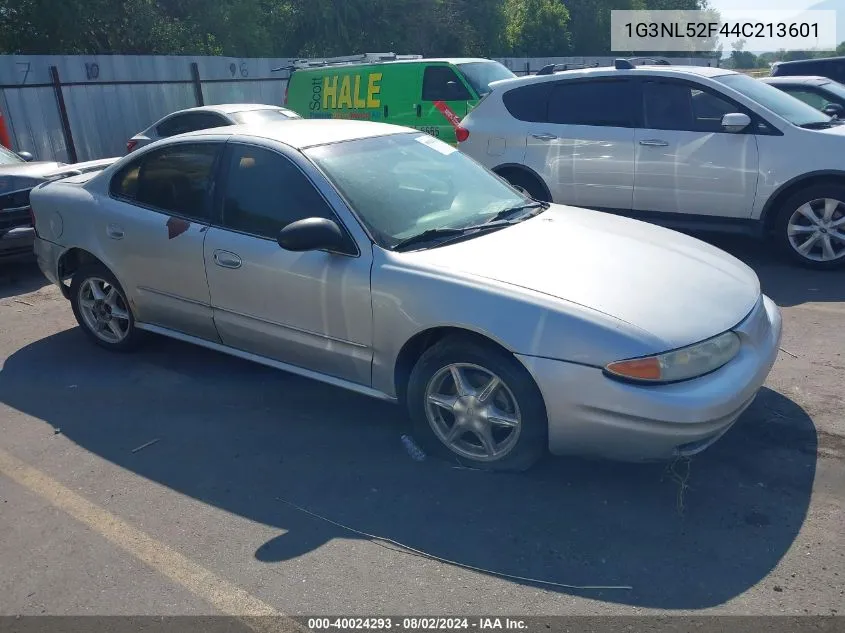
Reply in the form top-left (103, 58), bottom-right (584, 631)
top-left (0, 234), bottom-right (843, 618)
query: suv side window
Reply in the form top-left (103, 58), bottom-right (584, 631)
top-left (221, 144), bottom-right (350, 250)
top-left (422, 66), bottom-right (472, 101)
top-left (157, 112), bottom-right (229, 137)
top-left (643, 81), bottom-right (742, 133)
top-left (502, 83), bottom-right (553, 123)
top-left (547, 80), bottom-right (634, 127)
top-left (109, 143), bottom-right (220, 221)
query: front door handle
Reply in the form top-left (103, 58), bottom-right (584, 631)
top-left (639, 139), bottom-right (669, 147)
top-left (531, 133), bottom-right (558, 141)
top-left (213, 250), bottom-right (242, 269)
top-left (106, 224), bottom-right (124, 240)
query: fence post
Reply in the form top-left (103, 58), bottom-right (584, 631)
top-left (524, 61), bottom-right (530, 76)
top-left (49, 65), bottom-right (77, 164)
top-left (190, 62), bottom-right (204, 106)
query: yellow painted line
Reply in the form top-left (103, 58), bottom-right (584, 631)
top-left (0, 447), bottom-right (306, 632)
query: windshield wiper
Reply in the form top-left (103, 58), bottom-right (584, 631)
top-left (485, 200), bottom-right (549, 224)
top-left (392, 227), bottom-right (473, 251)
top-left (800, 120), bottom-right (835, 129)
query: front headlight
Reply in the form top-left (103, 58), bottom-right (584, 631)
top-left (604, 331), bottom-right (741, 384)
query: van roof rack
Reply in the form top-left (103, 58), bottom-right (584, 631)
top-left (535, 62), bottom-right (601, 75)
top-left (614, 57), bottom-right (671, 69)
top-left (273, 53), bottom-right (422, 72)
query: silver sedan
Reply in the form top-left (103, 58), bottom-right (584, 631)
top-left (31, 120), bottom-right (782, 471)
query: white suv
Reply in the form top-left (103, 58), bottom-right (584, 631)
top-left (457, 61), bottom-right (845, 269)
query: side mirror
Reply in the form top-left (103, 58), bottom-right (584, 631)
top-left (823, 103), bottom-right (844, 118)
top-left (277, 217), bottom-right (347, 253)
top-left (721, 112), bottom-right (751, 133)
top-left (17, 151), bottom-right (34, 162)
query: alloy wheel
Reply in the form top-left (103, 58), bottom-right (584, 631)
top-left (787, 198), bottom-right (845, 263)
top-left (78, 277), bottom-right (132, 344)
top-left (424, 363), bottom-right (522, 462)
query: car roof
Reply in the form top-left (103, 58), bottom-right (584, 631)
top-left (181, 118), bottom-right (412, 149)
top-left (774, 56), bottom-right (845, 66)
top-left (166, 104), bottom-right (291, 117)
top-left (488, 64), bottom-right (735, 91)
top-left (760, 75), bottom-right (833, 86)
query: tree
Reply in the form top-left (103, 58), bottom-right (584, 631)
top-left (504, 0), bottom-right (570, 56)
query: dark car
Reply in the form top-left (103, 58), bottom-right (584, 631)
top-left (0, 146), bottom-right (117, 261)
top-left (770, 56), bottom-right (845, 84)
top-left (761, 75), bottom-right (845, 118)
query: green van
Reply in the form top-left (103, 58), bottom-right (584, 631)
top-left (283, 53), bottom-right (516, 145)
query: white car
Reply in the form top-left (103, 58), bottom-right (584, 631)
top-left (126, 104), bottom-right (301, 153)
top-left (457, 60), bottom-right (845, 269)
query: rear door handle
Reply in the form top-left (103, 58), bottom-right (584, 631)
top-left (531, 133), bottom-right (558, 141)
top-left (106, 224), bottom-right (124, 240)
top-left (213, 250), bottom-right (242, 269)
top-left (639, 139), bottom-right (669, 147)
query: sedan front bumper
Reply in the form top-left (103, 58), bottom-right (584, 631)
top-left (517, 294), bottom-right (783, 462)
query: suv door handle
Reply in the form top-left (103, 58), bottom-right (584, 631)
top-left (531, 133), bottom-right (558, 141)
top-left (639, 139), bottom-right (669, 147)
top-left (213, 250), bottom-right (242, 269)
top-left (106, 224), bottom-right (124, 240)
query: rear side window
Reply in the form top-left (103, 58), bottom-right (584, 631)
top-left (156, 112), bottom-right (230, 137)
top-left (502, 83), bottom-right (553, 123)
top-left (422, 66), bottom-right (472, 101)
top-left (109, 143), bottom-right (220, 221)
top-left (547, 80), bottom-right (634, 127)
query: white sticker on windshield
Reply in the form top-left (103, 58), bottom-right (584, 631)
top-left (415, 134), bottom-right (457, 155)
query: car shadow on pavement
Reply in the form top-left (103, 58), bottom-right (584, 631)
top-left (688, 232), bottom-right (844, 307)
top-left (0, 329), bottom-right (818, 610)
top-left (0, 258), bottom-right (47, 300)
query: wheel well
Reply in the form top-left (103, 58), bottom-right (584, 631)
top-left (492, 164), bottom-right (551, 201)
top-left (393, 327), bottom-right (514, 404)
top-left (57, 248), bottom-right (103, 298)
top-left (761, 174), bottom-right (845, 233)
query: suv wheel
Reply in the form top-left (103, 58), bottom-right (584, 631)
top-left (497, 169), bottom-right (550, 202)
top-left (70, 263), bottom-right (142, 351)
top-left (775, 184), bottom-right (845, 269)
top-left (406, 336), bottom-right (548, 472)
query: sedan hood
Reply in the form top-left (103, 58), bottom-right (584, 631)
top-left (404, 205), bottom-right (761, 349)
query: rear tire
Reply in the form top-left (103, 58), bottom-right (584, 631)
top-left (497, 169), bottom-right (550, 202)
top-left (773, 184), bottom-right (845, 269)
top-left (70, 262), bottom-right (142, 352)
top-left (406, 336), bottom-right (548, 472)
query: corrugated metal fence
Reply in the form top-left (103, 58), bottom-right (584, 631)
top-left (0, 54), bottom-right (713, 163)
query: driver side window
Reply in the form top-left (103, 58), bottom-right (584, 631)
top-left (221, 144), bottom-right (338, 241)
top-left (643, 81), bottom-right (745, 133)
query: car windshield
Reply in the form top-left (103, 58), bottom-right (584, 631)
top-left (715, 73), bottom-right (831, 126)
top-left (0, 145), bottom-right (24, 165)
top-left (305, 133), bottom-right (531, 249)
top-left (230, 108), bottom-right (301, 125)
top-left (456, 61), bottom-right (516, 97)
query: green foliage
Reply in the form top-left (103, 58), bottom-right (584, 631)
top-left (504, 0), bottom-right (571, 56)
top-left (0, 0), bottom-right (713, 57)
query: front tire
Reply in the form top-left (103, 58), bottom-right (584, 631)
top-left (773, 184), bottom-right (845, 269)
top-left (407, 336), bottom-right (548, 472)
top-left (70, 262), bottom-right (141, 352)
